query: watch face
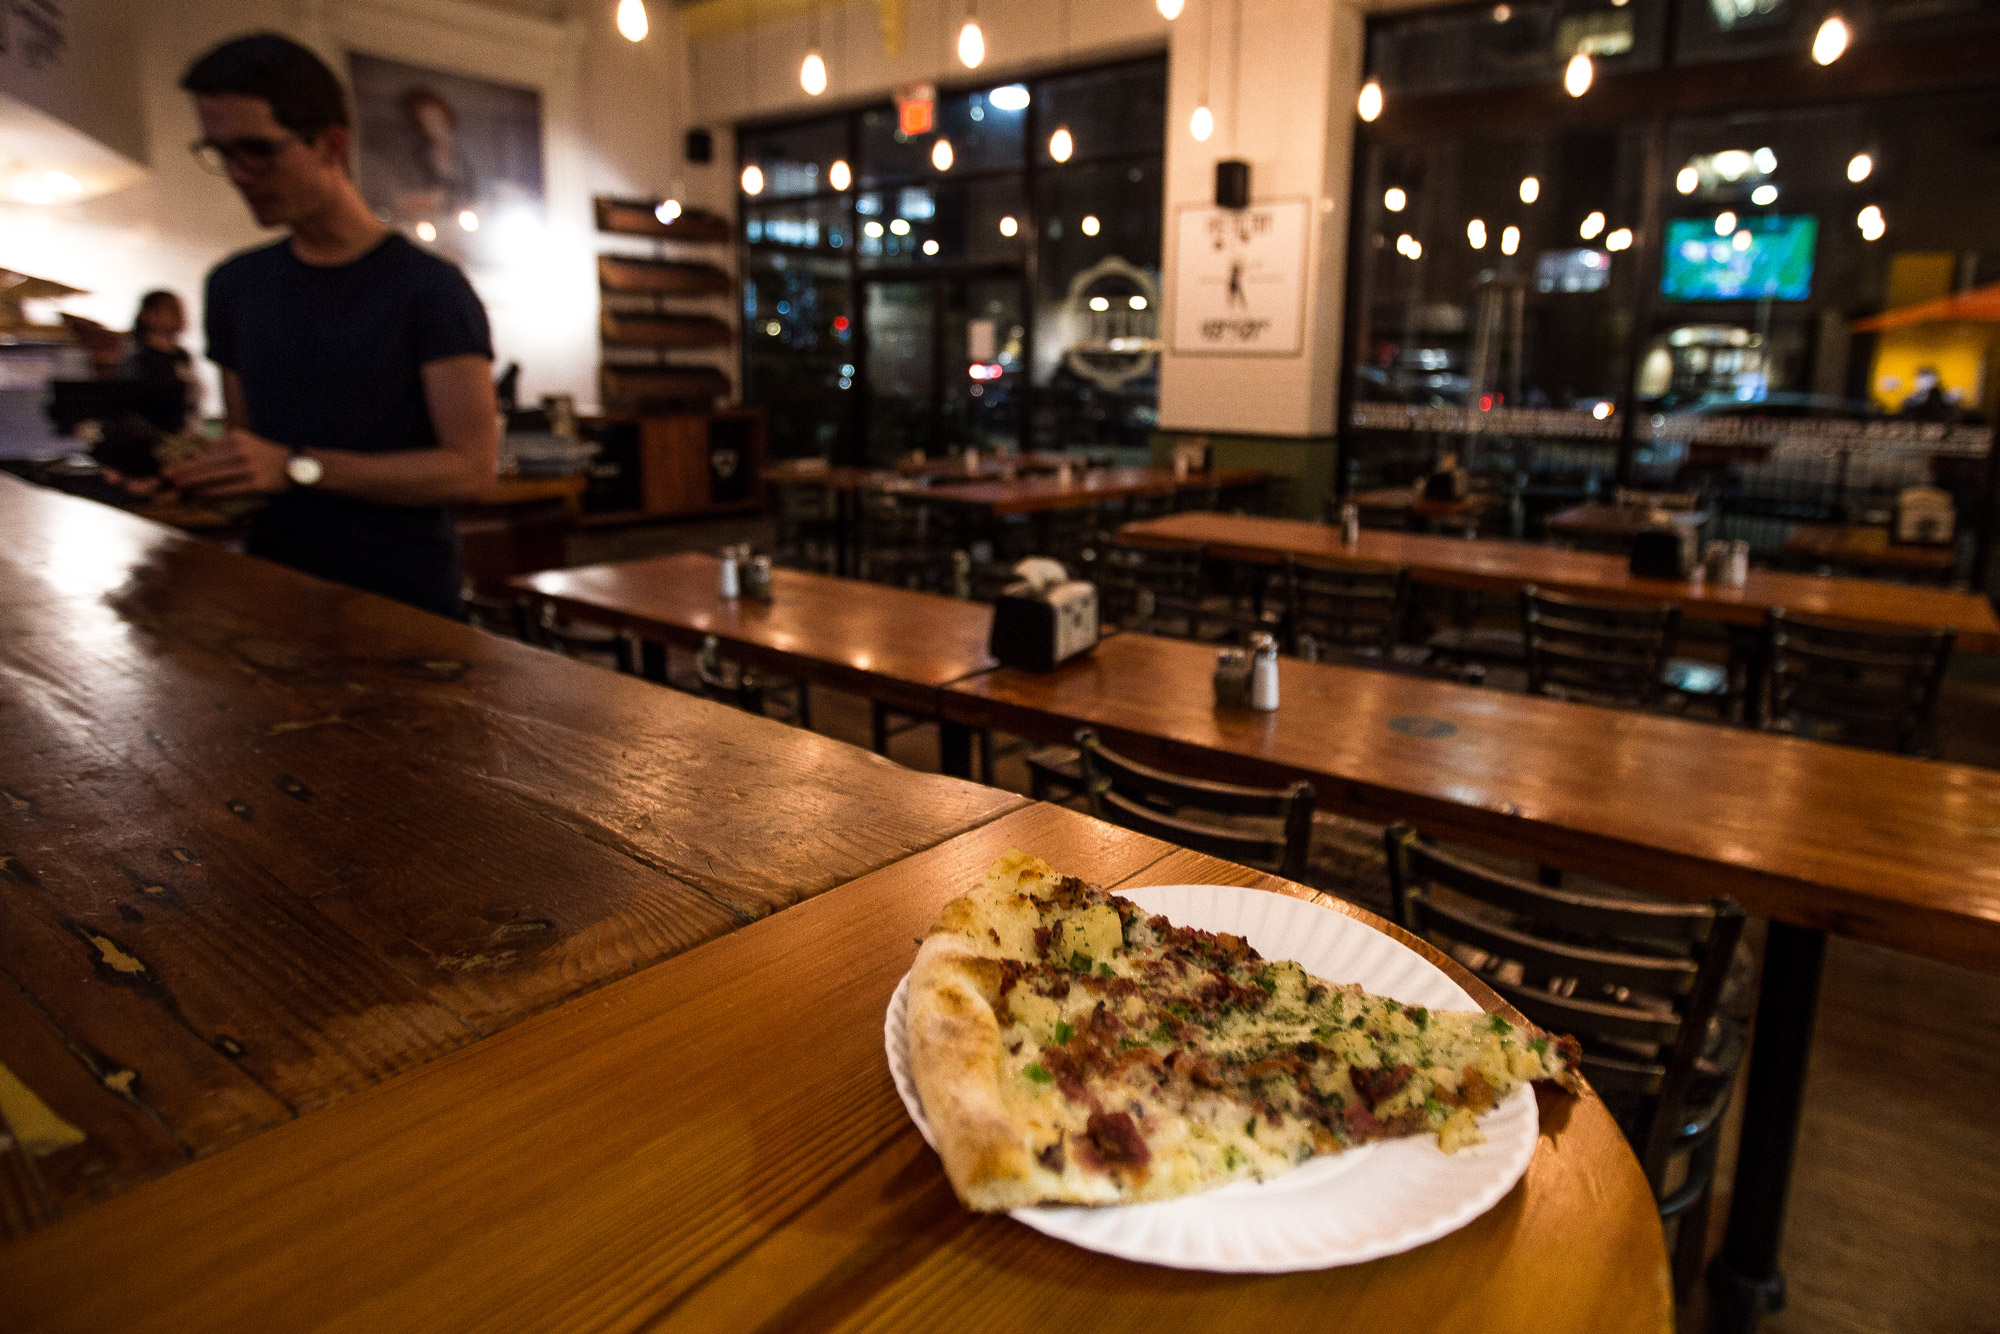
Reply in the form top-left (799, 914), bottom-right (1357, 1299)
top-left (286, 453), bottom-right (324, 486)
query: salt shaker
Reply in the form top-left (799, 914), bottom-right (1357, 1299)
top-left (963, 446), bottom-right (981, 476)
top-left (1340, 503), bottom-right (1360, 546)
top-left (1727, 539), bottom-right (1750, 587)
top-left (1248, 632), bottom-right (1281, 711)
top-left (717, 546), bottom-right (740, 598)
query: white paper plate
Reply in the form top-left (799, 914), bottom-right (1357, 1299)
top-left (884, 883), bottom-right (1540, 1272)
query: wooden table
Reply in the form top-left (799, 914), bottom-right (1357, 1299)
top-left (1783, 523), bottom-right (1960, 578)
top-left (937, 630), bottom-right (2000, 1332)
top-left (1348, 485), bottom-right (1498, 531)
top-left (1544, 503), bottom-right (1707, 545)
top-left (928, 467), bottom-right (1268, 517)
top-left (510, 551), bottom-right (997, 720)
top-left (1120, 512), bottom-right (2000, 650)
top-left (0, 803), bottom-right (1671, 1334)
top-left (0, 474), bottom-right (1022, 1234)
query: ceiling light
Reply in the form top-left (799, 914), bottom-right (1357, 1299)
top-left (1158, 0), bottom-right (1185, 16)
top-left (1519, 175), bottom-right (1540, 204)
top-left (1580, 210), bottom-right (1605, 240)
top-left (932, 138), bottom-right (954, 171)
top-left (1752, 147), bottom-right (1778, 174)
top-left (1813, 14), bottom-right (1850, 64)
top-left (1564, 53), bottom-right (1593, 97)
top-left (989, 84), bottom-right (1030, 111)
top-left (655, 198), bottom-right (682, 223)
top-left (1384, 186), bottom-right (1407, 212)
top-left (1396, 233), bottom-right (1422, 260)
top-left (957, 19), bottom-right (985, 69)
top-left (1751, 184), bottom-right (1778, 206)
top-left (1190, 105), bottom-right (1213, 141)
top-left (1081, 215), bottom-right (1101, 236)
top-left (1049, 127), bottom-right (1074, 162)
top-left (1605, 227), bottom-right (1633, 251)
top-left (616, 0), bottom-right (648, 42)
top-left (1857, 203), bottom-right (1884, 240)
top-left (829, 159), bottom-right (851, 191)
top-left (999, 215), bottom-right (1018, 237)
top-left (1676, 165), bottom-right (1699, 194)
top-left (1129, 295), bottom-right (1149, 309)
top-left (1501, 225), bottom-right (1520, 255)
top-left (741, 164), bottom-right (765, 195)
top-left (800, 50), bottom-right (827, 95)
top-left (1847, 152), bottom-right (1873, 182)
top-left (457, 208), bottom-right (479, 232)
top-left (923, 238), bottom-right (940, 255)
top-left (1467, 218), bottom-right (1487, 248)
top-left (1714, 210), bottom-right (1737, 235)
top-left (1358, 79), bottom-right (1383, 123)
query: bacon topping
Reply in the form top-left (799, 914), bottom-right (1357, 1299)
top-left (1083, 1111), bottom-right (1150, 1168)
top-left (1348, 1063), bottom-right (1414, 1110)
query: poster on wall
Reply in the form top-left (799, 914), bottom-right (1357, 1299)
top-left (1169, 199), bottom-right (1310, 357)
top-left (348, 52), bottom-right (545, 263)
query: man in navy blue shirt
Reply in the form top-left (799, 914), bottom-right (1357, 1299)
top-left (167, 34), bottom-right (499, 618)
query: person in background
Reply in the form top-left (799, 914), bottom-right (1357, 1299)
top-left (166, 32), bottom-right (498, 618)
top-left (1898, 367), bottom-right (1961, 423)
top-left (122, 289), bottom-right (198, 428)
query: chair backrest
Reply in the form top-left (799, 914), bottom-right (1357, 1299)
top-left (1520, 584), bottom-right (1679, 707)
top-left (1764, 609), bottom-right (1954, 755)
top-left (1284, 557), bottom-right (1409, 659)
top-left (1097, 541), bottom-right (1205, 630)
top-left (1383, 826), bottom-right (1744, 1188)
top-left (1076, 730), bottom-right (1315, 880)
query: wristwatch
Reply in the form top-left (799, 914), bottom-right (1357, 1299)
top-left (285, 450), bottom-right (324, 487)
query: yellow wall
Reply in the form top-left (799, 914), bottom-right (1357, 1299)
top-left (1868, 323), bottom-right (1994, 412)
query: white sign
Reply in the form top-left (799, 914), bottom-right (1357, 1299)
top-left (1170, 199), bottom-right (1310, 357)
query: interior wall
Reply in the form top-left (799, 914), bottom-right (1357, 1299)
top-left (2, 0), bottom-right (707, 416)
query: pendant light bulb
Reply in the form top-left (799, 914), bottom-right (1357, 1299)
top-left (616, 0), bottom-right (649, 42)
top-left (1501, 225), bottom-right (1520, 256)
top-left (1813, 14), bottom-right (1850, 64)
top-left (1564, 52), bottom-right (1593, 97)
top-left (1190, 105), bottom-right (1214, 142)
top-left (828, 159), bottom-right (852, 191)
top-left (1519, 175), bottom-right (1540, 204)
top-left (1357, 79), bottom-right (1384, 123)
top-left (800, 50), bottom-right (827, 95)
top-left (957, 19), bottom-right (985, 69)
top-left (1158, 0), bottom-right (1185, 16)
top-left (1847, 152), bottom-right (1873, 182)
top-left (1049, 126), bottom-right (1074, 163)
top-left (932, 138), bottom-right (955, 171)
top-left (741, 164), bottom-right (765, 195)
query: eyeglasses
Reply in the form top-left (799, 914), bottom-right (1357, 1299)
top-left (189, 133), bottom-right (304, 176)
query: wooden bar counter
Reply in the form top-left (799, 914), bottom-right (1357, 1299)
top-left (0, 475), bottom-right (1022, 1233)
top-left (0, 804), bottom-right (1671, 1334)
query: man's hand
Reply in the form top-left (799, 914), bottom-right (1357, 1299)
top-left (162, 428), bottom-right (292, 498)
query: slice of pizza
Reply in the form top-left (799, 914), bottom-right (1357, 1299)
top-left (906, 850), bottom-right (1585, 1212)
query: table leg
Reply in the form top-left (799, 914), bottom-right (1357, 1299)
top-left (939, 721), bottom-right (975, 780)
top-left (640, 640), bottom-right (668, 685)
top-left (1707, 921), bottom-right (1827, 1334)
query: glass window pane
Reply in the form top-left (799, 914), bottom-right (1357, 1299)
top-left (1369, 0), bottom-right (1665, 97)
top-left (855, 177), bottom-right (1027, 267)
top-left (745, 196), bottom-right (852, 254)
top-left (1034, 62), bottom-right (1167, 162)
top-left (739, 116), bottom-right (848, 198)
top-left (743, 255), bottom-right (855, 460)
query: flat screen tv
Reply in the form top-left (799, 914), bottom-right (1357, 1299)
top-left (1661, 215), bottom-right (1817, 301)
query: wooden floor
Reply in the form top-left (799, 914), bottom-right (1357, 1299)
top-left (566, 516), bottom-right (2000, 1332)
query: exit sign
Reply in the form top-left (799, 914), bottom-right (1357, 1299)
top-left (895, 82), bottom-right (935, 136)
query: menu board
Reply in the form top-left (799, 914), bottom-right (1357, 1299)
top-left (1170, 199), bottom-right (1310, 357)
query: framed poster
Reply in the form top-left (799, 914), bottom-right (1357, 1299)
top-left (1169, 199), bottom-right (1311, 357)
top-left (349, 51), bottom-right (545, 260)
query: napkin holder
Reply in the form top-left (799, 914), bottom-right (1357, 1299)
top-left (1630, 523), bottom-right (1698, 579)
top-left (1894, 486), bottom-right (1955, 545)
top-left (989, 558), bottom-right (1099, 672)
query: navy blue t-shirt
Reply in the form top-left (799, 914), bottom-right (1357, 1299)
top-left (205, 233), bottom-right (492, 617)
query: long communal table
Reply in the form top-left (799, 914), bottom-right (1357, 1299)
top-left (0, 475), bottom-right (1670, 1331)
top-left (926, 466), bottom-right (1269, 517)
top-left (935, 631), bottom-right (2000, 1332)
top-left (1119, 511), bottom-right (2000, 649)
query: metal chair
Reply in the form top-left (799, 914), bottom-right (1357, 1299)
top-left (530, 603), bottom-right (634, 673)
top-left (1076, 729), bottom-right (1315, 880)
top-left (1384, 826), bottom-right (1746, 1300)
top-left (1284, 557), bottom-right (1409, 663)
top-left (693, 636), bottom-right (810, 727)
top-left (1521, 586), bottom-right (1681, 708)
top-left (1762, 609), bottom-right (1954, 755)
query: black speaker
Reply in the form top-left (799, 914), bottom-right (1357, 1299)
top-left (1215, 159), bottom-right (1250, 209)
top-left (685, 128), bottom-right (713, 164)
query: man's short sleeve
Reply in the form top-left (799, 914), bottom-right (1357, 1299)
top-left (204, 264), bottom-right (237, 371)
top-left (414, 262), bottom-right (494, 365)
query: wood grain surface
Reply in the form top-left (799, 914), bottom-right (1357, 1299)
top-left (1347, 486), bottom-right (1499, 522)
top-left (0, 802), bottom-right (1670, 1334)
top-left (511, 552), bottom-right (998, 714)
top-left (1544, 503), bottom-right (1707, 540)
top-left (0, 476), bottom-right (1023, 1232)
top-left (1120, 513), bottom-right (2000, 649)
top-left (942, 632), bottom-right (2000, 973)
top-left (928, 468), bottom-right (1269, 517)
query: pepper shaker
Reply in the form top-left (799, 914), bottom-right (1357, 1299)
top-left (746, 554), bottom-right (774, 600)
top-left (1248, 632), bottom-right (1281, 711)
top-left (1213, 647), bottom-right (1251, 708)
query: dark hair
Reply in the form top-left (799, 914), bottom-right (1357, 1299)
top-left (180, 33), bottom-right (349, 140)
top-left (134, 290), bottom-right (181, 324)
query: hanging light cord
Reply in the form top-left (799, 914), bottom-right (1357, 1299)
top-left (1229, 0), bottom-right (1242, 151)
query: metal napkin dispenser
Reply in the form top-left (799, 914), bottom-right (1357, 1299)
top-left (989, 558), bottom-right (1099, 672)
top-left (1629, 521), bottom-right (1698, 579)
